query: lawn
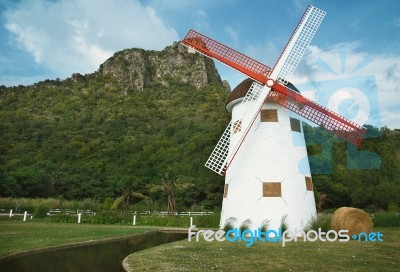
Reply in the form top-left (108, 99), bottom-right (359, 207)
top-left (0, 219), bottom-right (156, 258)
top-left (125, 227), bottom-right (400, 272)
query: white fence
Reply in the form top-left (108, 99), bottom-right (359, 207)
top-left (47, 209), bottom-right (96, 215)
top-left (132, 211), bottom-right (215, 216)
top-left (2, 209), bottom-right (214, 217)
top-left (1, 208), bottom-right (215, 225)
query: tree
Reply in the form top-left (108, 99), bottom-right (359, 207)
top-left (112, 177), bottom-right (146, 210)
top-left (150, 171), bottom-right (177, 214)
top-left (150, 170), bottom-right (194, 214)
top-left (163, 173), bottom-right (177, 214)
top-left (373, 181), bottom-right (400, 210)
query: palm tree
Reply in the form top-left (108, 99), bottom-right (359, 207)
top-left (150, 170), bottom-right (194, 214)
top-left (150, 171), bottom-right (177, 214)
top-left (112, 177), bottom-right (146, 210)
top-left (162, 172), bottom-right (177, 214)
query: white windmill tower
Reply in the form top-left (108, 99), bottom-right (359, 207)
top-left (182, 5), bottom-right (366, 232)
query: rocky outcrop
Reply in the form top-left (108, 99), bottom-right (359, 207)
top-left (98, 42), bottom-right (221, 91)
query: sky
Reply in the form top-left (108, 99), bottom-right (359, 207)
top-left (0, 0), bottom-right (399, 128)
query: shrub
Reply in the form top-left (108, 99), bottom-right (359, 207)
top-left (223, 217), bottom-right (236, 232)
top-left (260, 219), bottom-right (270, 232)
top-left (373, 212), bottom-right (400, 227)
top-left (34, 206), bottom-right (49, 219)
top-left (239, 219), bottom-right (252, 232)
top-left (388, 203), bottom-right (399, 213)
top-left (280, 215), bottom-right (288, 232)
top-left (192, 214), bottom-right (220, 228)
top-left (305, 213), bottom-right (332, 232)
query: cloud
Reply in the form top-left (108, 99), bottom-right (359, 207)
top-left (389, 18), bottom-right (400, 28)
top-left (291, 43), bottom-right (400, 129)
top-left (3, 0), bottom-right (179, 80)
top-left (224, 26), bottom-right (238, 44)
top-left (192, 9), bottom-right (209, 31)
top-left (243, 40), bottom-right (280, 66)
top-left (291, 0), bottom-right (309, 13)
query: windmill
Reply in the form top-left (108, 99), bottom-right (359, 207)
top-left (182, 5), bottom-right (366, 231)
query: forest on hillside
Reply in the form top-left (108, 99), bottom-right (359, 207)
top-left (1, 39), bottom-right (399, 213)
top-left (1, 76), bottom-right (399, 212)
top-left (303, 124), bottom-right (400, 211)
top-left (0, 74), bottom-right (229, 210)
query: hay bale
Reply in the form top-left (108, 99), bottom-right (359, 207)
top-left (331, 207), bottom-right (349, 231)
top-left (331, 207), bottom-right (372, 236)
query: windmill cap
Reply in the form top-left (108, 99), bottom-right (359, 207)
top-left (225, 78), bottom-right (301, 112)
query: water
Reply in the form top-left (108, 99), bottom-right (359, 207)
top-left (0, 231), bottom-right (186, 272)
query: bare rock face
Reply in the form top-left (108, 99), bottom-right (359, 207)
top-left (98, 42), bottom-right (221, 91)
top-left (71, 73), bottom-right (86, 82)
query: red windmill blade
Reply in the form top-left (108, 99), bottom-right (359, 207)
top-left (182, 5), bottom-right (366, 175)
top-left (269, 82), bottom-right (366, 146)
top-left (182, 29), bottom-right (272, 85)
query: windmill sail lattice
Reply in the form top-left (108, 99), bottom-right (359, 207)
top-left (182, 5), bottom-right (366, 176)
top-left (269, 83), bottom-right (366, 146)
top-left (205, 82), bottom-right (264, 175)
top-left (182, 29), bottom-right (272, 84)
top-left (273, 5), bottom-right (326, 84)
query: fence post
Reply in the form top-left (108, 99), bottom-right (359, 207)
top-left (78, 212), bottom-right (82, 224)
top-left (190, 216), bottom-right (193, 227)
top-left (23, 211), bottom-right (27, 222)
top-left (9, 209), bottom-right (13, 217)
top-left (133, 214), bottom-right (136, 226)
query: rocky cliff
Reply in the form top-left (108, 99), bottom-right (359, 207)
top-left (98, 42), bottom-right (222, 91)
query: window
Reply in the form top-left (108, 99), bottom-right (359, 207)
top-left (260, 109), bottom-right (278, 122)
top-left (290, 118), bottom-right (301, 132)
top-left (305, 176), bottom-right (313, 191)
top-left (224, 184), bottom-right (229, 198)
top-left (262, 182), bottom-right (281, 197)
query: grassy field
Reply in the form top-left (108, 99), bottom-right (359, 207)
top-left (125, 227), bottom-right (400, 272)
top-left (0, 219), bottom-right (156, 258)
top-left (1, 219), bottom-right (399, 272)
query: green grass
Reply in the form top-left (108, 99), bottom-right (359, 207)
top-left (0, 197), bottom-right (102, 214)
top-left (0, 219), bottom-right (156, 257)
top-left (137, 214), bottom-right (220, 228)
top-left (125, 227), bottom-right (400, 272)
top-left (33, 212), bottom-right (220, 227)
top-left (373, 213), bottom-right (400, 227)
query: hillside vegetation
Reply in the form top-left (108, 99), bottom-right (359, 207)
top-left (0, 42), bottom-right (399, 212)
top-left (0, 43), bottom-right (228, 210)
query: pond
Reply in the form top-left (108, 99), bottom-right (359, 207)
top-left (0, 231), bottom-right (187, 272)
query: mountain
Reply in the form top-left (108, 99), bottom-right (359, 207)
top-left (0, 42), bottom-right (399, 212)
top-left (98, 42), bottom-right (222, 92)
top-left (0, 42), bottom-right (229, 209)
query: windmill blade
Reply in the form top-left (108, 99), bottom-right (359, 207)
top-left (272, 5), bottom-right (326, 84)
top-left (185, 5), bottom-right (327, 175)
top-left (181, 30), bottom-right (271, 84)
top-left (268, 82), bottom-right (366, 146)
top-left (181, 30), bottom-right (275, 175)
top-left (205, 82), bottom-right (266, 175)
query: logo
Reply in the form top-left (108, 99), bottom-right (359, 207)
top-left (351, 231), bottom-right (384, 242)
top-left (293, 45), bottom-right (381, 173)
top-left (188, 225), bottom-right (384, 247)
